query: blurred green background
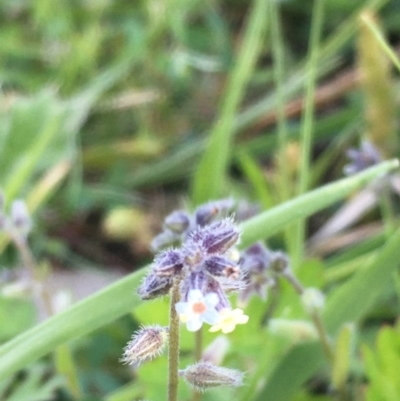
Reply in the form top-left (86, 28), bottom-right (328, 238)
top-left (1, 0), bottom-right (400, 400)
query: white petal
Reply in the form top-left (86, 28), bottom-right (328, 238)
top-left (188, 289), bottom-right (204, 303)
top-left (204, 292), bottom-right (219, 307)
top-left (202, 308), bottom-right (220, 325)
top-left (175, 302), bottom-right (188, 314)
top-left (187, 316), bottom-right (203, 332)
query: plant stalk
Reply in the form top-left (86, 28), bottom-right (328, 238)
top-left (283, 270), bottom-right (334, 364)
top-left (168, 279), bottom-right (181, 401)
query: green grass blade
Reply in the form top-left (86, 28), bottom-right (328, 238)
top-left (240, 159), bottom-right (399, 247)
top-left (191, 0), bottom-right (269, 204)
top-left (0, 269), bottom-right (145, 377)
top-left (293, 0), bottom-right (325, 267)
top-left (0, 160), bottom-right (397, 379)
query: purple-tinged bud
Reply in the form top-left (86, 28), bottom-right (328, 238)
top-left (138, 273), bottom-right (172, 300)
top-left (179, 362), bottom-right (244, 391)
top-left (204, 256), bottom-right (240, 279)
top-left (164, 210), bottom-right (190, 233)
top-left (121, 325), bottom-right (169, 366)
top-left (197, 219), bottom-right (240, 255)
top-left (152, 249), bottom-right (184, 277)
top-left (10, 200), bottom-right (32, 236)
top-left (240, 242), bottom-right (272, 274)
top-left (195, 199), bottom-right (234, 227)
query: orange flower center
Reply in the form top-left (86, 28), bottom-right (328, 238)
top-left (192, 301), bottom-right (206, 314)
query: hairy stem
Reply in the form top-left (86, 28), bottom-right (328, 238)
top-left (168, 280), bottom-right (181, 401)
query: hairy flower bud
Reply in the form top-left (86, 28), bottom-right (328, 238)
top-left (152, 249), bottom-right (184, 277)
top-left (121, 325), bottom-right (169, 366)
top-left (138, 273), bottom-right (172, 300)
top-left (179, 362), bottom-right (244, 391)
top-left (191, 219), bottom-right (239, 255)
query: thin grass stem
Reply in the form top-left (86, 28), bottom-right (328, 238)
top-left (293, 0), bottom-right (326, 268)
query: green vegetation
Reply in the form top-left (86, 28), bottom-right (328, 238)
top-left (1, 0), bottom-right (400, 400)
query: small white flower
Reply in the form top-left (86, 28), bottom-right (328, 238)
top-left (209, 308), bottom-right (249, 334)
top-left (175, 289), bottom-right (220, 331)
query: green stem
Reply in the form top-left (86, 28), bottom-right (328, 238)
top-left (283, 270), bottom-right (334, 364)
top-left (293, 0), bottom-right (325, 268)
top-left (168, 280), bottom-right (181, 401)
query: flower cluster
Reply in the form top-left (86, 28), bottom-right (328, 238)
top-left (238, 242), bottom-right (290, 306)
top-left (151, 199), bottom-right (234, 251)
top-left (139, 216), bottom-right (248, 332)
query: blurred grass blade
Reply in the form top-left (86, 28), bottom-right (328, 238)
top-left (332, 324), bottom-right (354, 393)
top-left (0, 270), bottom-right (145, 377)
top-left (360, 12), bottom-right (400, 74)
top-left (255, 217), bottom-right (400, 401)
top-left (191, 0), bottom-right (269, 204)
top-left (240, 159), bottom-right (399, 247)
top-left (358, 10), bottom-right (398, 154)
top-left (55, 345), bottom-right (82, 399)
top-left (236, 150), bottom-right (274, 209)
top-left (0, 161), bottom-right (397, 379)
top-left (293, 0), bottom-right (325, 267)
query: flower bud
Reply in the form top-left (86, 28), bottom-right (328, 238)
top-left (179, 362), bottom-right (243, 391)
top-left (121, 325), bottom-right (169, 366)
top-left (195, 199), bottom-right (234, 227)
top-left (301, 287), bottom-right (325, 314)
top-left (152, 249), bottom-right (184, 277)
top-left (10, 200), bottom-right (32, 236)
top-left (164, 210), bottom-right (190, 233)
top-left (138, 273), bottom-right (172, 300)
top-left (198, 219), bottom-right (240, 254)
